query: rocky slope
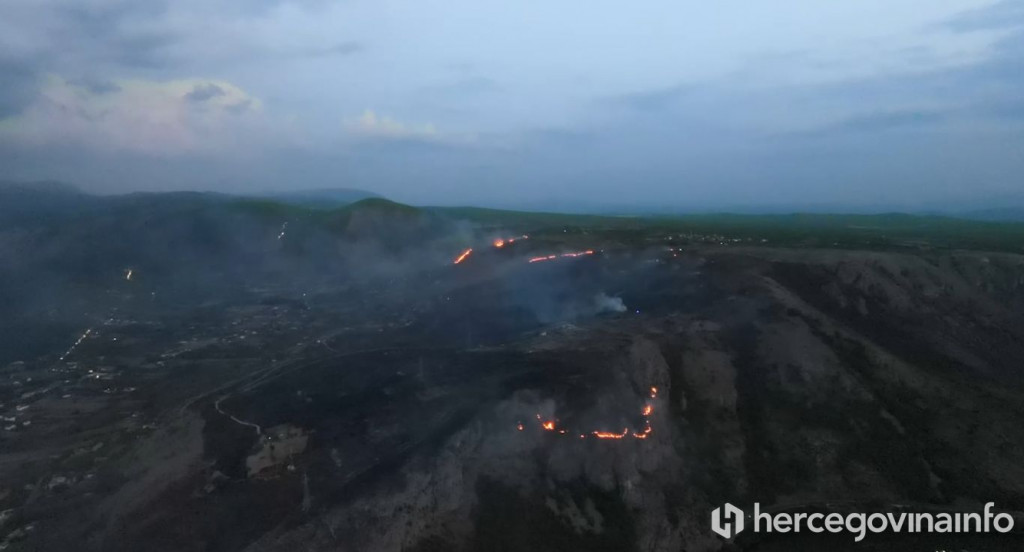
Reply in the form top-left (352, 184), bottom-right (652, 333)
top-left (222, 247), bottom-right (1024, 552)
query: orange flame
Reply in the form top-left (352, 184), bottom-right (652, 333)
top-left (493, 235), bottom-right (528, 248)
top-left (529, 250), bottom-right (595, 263)
top-left (523, 385), bottom-right (657, 440)
top-left (453, 248), bottom-right (473, 264)
top-left (593, 428), bottom-right (630, 440)
top-left (631, 425), bottom-right (653, 439)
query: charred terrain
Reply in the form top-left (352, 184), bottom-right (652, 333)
top-left (2, 183), bottom-right (1024, 551)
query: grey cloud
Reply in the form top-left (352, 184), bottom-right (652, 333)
top-left (350, 138), bottom-right (462, 156)
top-left (106, 32), bottom-right (181, 69)
top-left (610, 83), bottom-right (697, 112)
top-left (0, 0), bottom-right (359, 98)
top-left (0, 58), bottom-right (39, 118)
top-left (969, 31), bottom-right (1024, 86)
top-left (57, 1), bottom-right (170, 28)
top-left (237, 0), bottom-right (336, 16)
top-left (0, 0), bottom-right (182, 92)
top-left (300, 41), bottom-right (364, 58)
top-left (945, 0), bottom-right (1024, 32)
top-left (815, 109), bottom-right (948, 134)
top-left (777, 31), bottom-right (1024, 132)
top-left (978, 99), bottom-right (1024, 120)
top-left (408, 77), bottom-right (501, 121)
top-left (185, 84), bottom-right (226, 103)
top-left (2, 0), bottom-right (334, 83)
top-left (517, 127), bottom-right (600, 151)
top-left (605, 10), bottom-right (1024, 136)
top-left (67, 77), bottom-right (121, 95)
top-left (3, 0), bottom-right (1024, 210)
top-left (225, 99), bottom-right (254, 114)
top-left (54, 2), bottom-right (180, 69)
top-left (422, 76), bottom-right (500, 96)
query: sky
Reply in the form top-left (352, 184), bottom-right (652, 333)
top-left (1, 0), bottom-right (1023, 211)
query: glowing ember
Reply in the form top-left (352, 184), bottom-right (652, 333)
top-left (542, 421), bottom-right (555, 431)
top-left (650, 386), bottom-right (658, 399)
top-left (453, 248), bottom-right (473, 264)
top-left (517, 422), bottom-right (524, 431)
top-left (494, 239), bottom-right (505, 248)
top-left (642, 404), bottom-right (653, 416)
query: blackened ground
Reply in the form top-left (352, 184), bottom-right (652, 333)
top-left (6, 245), bottom-right (1024, 552)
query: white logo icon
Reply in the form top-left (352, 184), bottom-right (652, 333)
top-left (711, 503), bottom-right (745, 539)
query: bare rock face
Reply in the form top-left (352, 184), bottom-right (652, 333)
top-left (266, 435), bottom-right (475, 552)
top-left (679, 328), bottom-right (746, 499)
top-left (627, 337), bottom-right (671, 398)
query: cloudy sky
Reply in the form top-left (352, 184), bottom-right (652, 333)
top-left (1, 0), bottom-right (1022, 210)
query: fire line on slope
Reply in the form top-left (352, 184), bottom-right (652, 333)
top-left (518, 386), bottom-right (658, 440)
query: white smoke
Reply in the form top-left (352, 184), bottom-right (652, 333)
top-left (593, 292), bottom-right (626, 313)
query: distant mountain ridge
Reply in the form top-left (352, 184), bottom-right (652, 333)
top-left (0, 180), bottom-right (83, 195)
top-left (0, 180), bottom-right (97, 225)
top-left (5, 179), bottom-right (1024, 223)
top-left (957, 207), bottom-right (1024, 222)
top-left (262, 188), bottom-right (381, 208)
